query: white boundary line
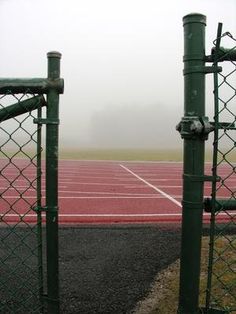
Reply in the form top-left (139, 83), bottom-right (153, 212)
top-left (59, 159), bottom-right (184, 164)
top-left (1, 213), bottom-right (181, 217)
top-left (0, 196), bottom-right (182, 199)
top-left (1, 213), bottom-right (234, 218)
top-left (120, 164), bottom-right (182, 207)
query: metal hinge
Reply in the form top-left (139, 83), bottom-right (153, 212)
top-left (176, 116), bottom-right (214, 140)
top-left (183, 65), bottom-right (222, 75)
top-left (33, 206), bottom-right (58, 212)
top-left (33, 118), bottom-right (60, 125)
top-left (209, 121), bottom-right (236, 130)
top-left (183, 174), bottom-right (221, 182)
top-left (204, 198), bottom-right (236, 213)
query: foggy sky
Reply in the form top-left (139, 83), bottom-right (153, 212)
top-left (0, 0), bottom-right (235, 149)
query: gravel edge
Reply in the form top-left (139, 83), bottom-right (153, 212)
top-left (132, 259), bottom-right (180, 314)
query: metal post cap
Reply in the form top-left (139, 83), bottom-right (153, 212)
top-left (47, 51), bottom-right (62, 59)
top-left (183, 13), bottom-right (206, 26)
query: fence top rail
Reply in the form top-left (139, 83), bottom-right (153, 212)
top-left (0, 78), bottom-right (64, 94)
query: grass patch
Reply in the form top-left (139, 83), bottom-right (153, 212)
top-left (199, 236), bottom-right (236, 312)
top-left (135, 236), bottom-right (236, 314)
top-left (2, 147), bottom-right (236, 163)
top-left (59, 148), bottom-right (183, 161)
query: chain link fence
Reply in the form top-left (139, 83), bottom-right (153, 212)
top-left (0, 92), bottom-right (46, 313)
top-left (203, 29), bottom-right (236, 314)
top-left (0, 52), bottom-right (63, 313)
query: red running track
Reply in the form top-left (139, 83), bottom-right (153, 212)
top-left (0, 159), bottom-right (235, 224)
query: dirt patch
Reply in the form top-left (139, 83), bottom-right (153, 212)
top-left (132, 260), bottom-right (179, 314)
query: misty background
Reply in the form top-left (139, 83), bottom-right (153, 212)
top-left (0, 0), bottom-right (235, 150)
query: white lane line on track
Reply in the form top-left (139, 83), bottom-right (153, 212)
top-left (147, 185), bottom-right (182, 188)
top-left (0, 190), bottom-right (160, 196)
top-left (2, 212), bottom-right (235, 217)
top-left (60, 182), bottom-right (146, 187)
top-left (2, 213), bottom-right (182, 217)
top-left (59, 175), bottom-right (135, 180)
top-left (3, 195), bottom-right (233, 200)
top-left (120, 164), bottom-right (182, 207)
top-left (147, 178), bottom-right (180, 180)
top-left (59, 159), bottom-right (183, 164)
top-left (0, 196), bottom-right (182, 199)
top-left (0, 178), bottom-right (72, 183)
top-left (61, 196), bottom-right (163, 199)
top-left (0, 186), bottom-right (66, 191)
top-left (59, 191), bottom-right (159, 196)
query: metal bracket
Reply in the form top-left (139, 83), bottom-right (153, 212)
top-left (182, 200), bottom-right (203, 210)
top-left (204, 198), bottom-right (236, 213)
top-left (33, 206), bottom-right (58, 212)
top-left (209, 121), bottom-right (236, 130)
top-left (33, 118), bottom-right (60, 125)
top-left (205, 46), bottom-right (236, 62)
top-left (176, 116), bottom-right (214, 140)
top-left (183, 65), bottom-right (222, 75)
top-left (183, 174), bottom-right (221, 182)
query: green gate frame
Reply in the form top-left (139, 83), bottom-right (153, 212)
top-left (0, 52), bottom-right (63, 313)
top-left (177, 13), bottom-right (236, 314)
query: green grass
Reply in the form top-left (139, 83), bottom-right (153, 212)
top-left (2, 147), bottom-right (236, 163)
top-left (148, 236), bottom-right (236, 314)
top-left (57, 147), bottom-right (236, 162)
top-left (59, 148), bottom-right (183, 161)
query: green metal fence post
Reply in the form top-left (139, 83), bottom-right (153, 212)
top-left (177, 13), bottom-right (207, 314)
top-left (46, 51), bottom-right (62, 313)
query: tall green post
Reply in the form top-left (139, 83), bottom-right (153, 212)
top-left (177, 13), bottom-right (207, 313)
top-left (46, 51), bottom-right (61, 313)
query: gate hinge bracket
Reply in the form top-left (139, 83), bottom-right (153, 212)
top-left (183, 65), bottom-right (222, 75)
top-left (33, 118), bottom-right (60, 125)
top-left (33, 206), bottom-right (58, 212)
top-left (204, 198), bottom-right (236, 213)
top-left (205, 46), bottom-right (236, 62)
top-left (182, 200), bottom-right (203, 210)
top-left (183, 174), bottom-right (221, 182)
top-left (176, 116), bottom-right (214, 140)
top-left (209, 121), bottom-right (236, 130)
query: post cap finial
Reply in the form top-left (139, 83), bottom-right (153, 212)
top-left (183, 13), bottom-right (206, 26)
top-left (47, 51), bottom-right (62, 59)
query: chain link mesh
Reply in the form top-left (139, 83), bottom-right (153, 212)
top-left (0, 91), bottom-right (45, 313)
top-left (205, 31), bottom-right (236, 313)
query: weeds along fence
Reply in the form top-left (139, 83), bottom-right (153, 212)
top-left (0, 52), bottom-right (63, 313)
top-left (177, 13), bottom-right (236, 314)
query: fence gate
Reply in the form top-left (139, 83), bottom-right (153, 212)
top-left (204, 23), bottom-right (236, 314)
top-left (178, 14), bottom-right (236, 314)
top-left (0, 52), bottom-right (63, 313)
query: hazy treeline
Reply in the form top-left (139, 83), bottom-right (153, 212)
top-left (88, 103), bottom-right (181, 149)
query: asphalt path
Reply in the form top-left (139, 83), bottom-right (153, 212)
top-left (59, 224), bottom-right (181, 314)
top-left (0, 224), bottom-right (181, 313)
